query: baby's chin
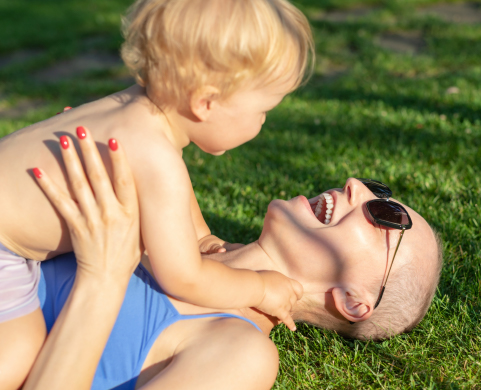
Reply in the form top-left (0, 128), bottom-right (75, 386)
top-left (210, 150), bottom-right (226, 156)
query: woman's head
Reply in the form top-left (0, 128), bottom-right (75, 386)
top-left (259, 178), bottom-right (443, 340)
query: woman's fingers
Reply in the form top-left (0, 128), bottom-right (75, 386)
top-left (33, 168), bottom-right (82, 227)
top-left (107, 138), bottom-right (138, 209)
top-left (59, 135), bottom-right (97, 219)
top-left (75, 126), bottom-right (115, 209)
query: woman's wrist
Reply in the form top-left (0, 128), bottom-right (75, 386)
top-left (75, 270), bottom-right (131, 295)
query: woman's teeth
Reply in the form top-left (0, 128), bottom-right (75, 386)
top-left (314, 192), bottom-right (334, 225)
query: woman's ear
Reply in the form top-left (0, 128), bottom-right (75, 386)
top-left (331, 287), bottom-right (373, 323)
top-left (190, 86), bottom-right (221, 122)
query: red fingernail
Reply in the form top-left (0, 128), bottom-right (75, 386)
top-left (64, 106), bottom-right (72, 111)
top-left (108, 138), bottom-right (118, 151)
top-left (56, 112), bottom-right (61, 115)
top-left (76, 126), bottom-right (86, 139)
top-left (33, 168), bottom-right (42, 179)
top-left (60, 136), bottom-right (69, 149)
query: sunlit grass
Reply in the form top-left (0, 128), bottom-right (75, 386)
top-left (0, 0), bottom-right (479, 388)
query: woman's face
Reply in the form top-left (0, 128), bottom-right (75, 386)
top-left (259, 178), bottom-right (409, 295)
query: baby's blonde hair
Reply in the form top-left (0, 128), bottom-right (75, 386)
top-left (121, 0), bottom-right (314, 108)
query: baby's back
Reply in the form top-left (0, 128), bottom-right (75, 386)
top-left (0, 86), bottom-right (166, 260)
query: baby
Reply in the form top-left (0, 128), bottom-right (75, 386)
top-left (0, 1), bottom-right (314, 379)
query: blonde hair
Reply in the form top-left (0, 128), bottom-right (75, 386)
top-left (300, 227), bottom-right (444, 341)
top-left (121, 0), bottom-right (314, 108)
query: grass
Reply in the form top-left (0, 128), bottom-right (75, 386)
top-left (1, 0), bottom-right (480, 388)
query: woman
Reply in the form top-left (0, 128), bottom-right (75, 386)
top-left (22, 134), bottom-right (441, 390)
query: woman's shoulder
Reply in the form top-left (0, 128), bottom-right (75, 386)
top-left (189, 317), bottom-right (278, 377)
top-left (143, 316), bottom-right (279, 389)
top-left (207, 319), bottom-right (279, 386)
top-left (208, 317), bottom-right (279, 365)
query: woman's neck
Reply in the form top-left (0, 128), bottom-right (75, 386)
top-left (141, 241), bottom-right (283, 334)
top-left (204, 241), bottom-right (276, 271)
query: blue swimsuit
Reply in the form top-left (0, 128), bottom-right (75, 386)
top-left (38, 253), bottom-right (261, 390)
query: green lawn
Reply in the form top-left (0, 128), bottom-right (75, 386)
top-left (1, 0), bottom-right (480, 388)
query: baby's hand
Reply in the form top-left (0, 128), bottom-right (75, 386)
top-left (256, 271), bottom-right (303, 331)
top-left (198, 234), bottom-right (244, 254)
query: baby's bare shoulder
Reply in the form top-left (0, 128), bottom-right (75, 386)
top-left (112, 126), bottom-right (191, 204)
top-left (115, 126), bottom-right (184, 171)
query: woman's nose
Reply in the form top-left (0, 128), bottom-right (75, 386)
top-left (344, 177), bottom-right (370, 204)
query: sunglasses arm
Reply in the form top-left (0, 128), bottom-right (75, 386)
top-left (374, 228), bottom-right (405, 309)
top-left (350, 228), bottom-right (406, 324)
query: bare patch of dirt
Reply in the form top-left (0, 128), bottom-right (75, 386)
top-left (418, 2), bottom-right (481, 23)
top-left (317, 60), bottom-right (350, 82)
top-left (0, 97), bottom-right (46, 119)
top-left (0, 49), bottom-right (44, 69)
top-left (35, 53), bottom-right (123, 82)
top-left (311, 7), bottom-right (377, 22)
top-left (375, 31), bottom-right (426, 54)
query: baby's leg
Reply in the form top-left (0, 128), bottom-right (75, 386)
top-left (0, 244), bottom-right (45, 389)
top-left (0, 309), bottom-right (46, 389)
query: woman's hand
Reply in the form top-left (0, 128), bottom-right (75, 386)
top-left (24, 127), bottom-right (142, 390)
top-left (34, 127), bottom-right (142, 285)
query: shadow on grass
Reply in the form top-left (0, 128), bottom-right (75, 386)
top-left (300, 73), bottom-right (481, 125)
top-left (202, 212), bottom-right (260, 244)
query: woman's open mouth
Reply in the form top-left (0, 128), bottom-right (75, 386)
top-left (314, 192), bottom-right (335, 225)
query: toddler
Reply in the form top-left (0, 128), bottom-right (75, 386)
top-left (0, 0), bottom-right (313, 383)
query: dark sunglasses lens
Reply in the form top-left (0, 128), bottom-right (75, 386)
top-left (369, 201), bottom-right (410, 226)
top-left (357, 179), bottom-right (392, 199)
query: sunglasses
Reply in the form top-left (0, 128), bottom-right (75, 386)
top-left (351, 179), bottom-right (413, 322)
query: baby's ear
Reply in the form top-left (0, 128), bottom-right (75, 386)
top-left (190, 86), bottom-right (221, 121)
top-left (331, 287), bottom-right (373, 323)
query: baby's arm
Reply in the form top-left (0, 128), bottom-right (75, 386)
top-left (135, 145), bottom-right (261, 308)
top-left (189, 183), bottom-right (211, 241)
top-left (132, 141), bottom-right (301, 327)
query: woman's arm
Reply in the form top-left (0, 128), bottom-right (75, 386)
top-left (24, 130), bottom-right (142, 390)
top-left (24, 274), bottom-right (130, 389)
